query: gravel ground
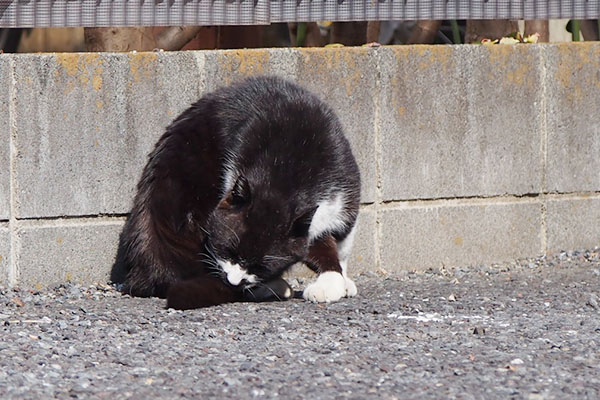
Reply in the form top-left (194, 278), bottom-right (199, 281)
top-left (1, 248), bottom-right (599, 399)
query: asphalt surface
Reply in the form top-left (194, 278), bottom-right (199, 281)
top-left (1, 248), bottom-right (599, 399)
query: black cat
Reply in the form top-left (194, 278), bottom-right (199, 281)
top-left (113, 76), bottom-right (361, 309)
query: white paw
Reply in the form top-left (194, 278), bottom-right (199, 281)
top-left (283, 287), bottom-right (292, 299)
top-left (303, 271), bottom-right (346, 303)
top-left (344, 277), bottom-right (358, 297)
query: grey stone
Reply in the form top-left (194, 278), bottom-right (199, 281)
top-left (0, 57), bottom-right (10, 220)
top-left (0, 224), bottom-right (9, 285)
top-left (545, 43), bottom-right (600, 193)
top-left (14, 53), bottom-right (127, 218)
top-left (17, 220), bottom-right (124, 288)
top-left (380, 201), bottom-right (542, 270)
top-left (379, 45), bottom-right (542, 201)
top-left (296, 48), bottom-right (378, 204)
top-left (546, 197), bottom-right (600, 253)
top-left (13, 52), bottom-right (201, 218)
top-left (350, 208), bottom-right (377, 274)
top-left (201, 48), bottom-right (299, 92)
top-left (118, 51), bottom-right (205, 211)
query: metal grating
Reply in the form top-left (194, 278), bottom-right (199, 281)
top-left (1, 1), bottom-right (599, 28)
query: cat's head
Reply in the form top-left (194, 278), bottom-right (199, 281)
top-left (205, 174), bottom-right (317, 288)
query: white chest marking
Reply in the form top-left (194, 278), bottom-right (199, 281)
top-left (217, 259), bottom-right (257, 286)
top-left (308, 193), bottom-right (347, 241)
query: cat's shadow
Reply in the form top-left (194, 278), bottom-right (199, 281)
top-left (110, 230), bottom-right (129, 286)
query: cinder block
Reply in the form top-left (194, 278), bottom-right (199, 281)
top-left (545, 43), bottom-right (600, 193)
top-left (379, 45), bottom-right (542, 201)
top-left (546, 197), bottom-right (600, 252)
top-left (296, 48), bottom-right (378, 204)
top-left (0, 57), bottom-right (10, 220)
top-left (380, 202), bottom-right (542, 270)
top-left (348, 209), bottom-right (377, 275)
top-left (0, 225), bottom-right (9, 285)
top-left (17, 221), bottom-right (124, 288)
top-left (13, 52), bottom-right (201, 218)
top-left (118, 51), bottom-right (205, 210)
top-left (124, 51), bottom-right (204, 171)
top-left (201, 48), bottom-right (299, 92)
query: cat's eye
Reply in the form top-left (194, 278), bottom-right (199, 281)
top-left (290, 207), bottom-right (317, 238)
top-left (228, 176), bottom-right (250, 207)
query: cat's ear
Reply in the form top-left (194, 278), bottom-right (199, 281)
top-left (290, 207), bottom-right (318, 238)
top-left (220, 176), bottom-right (250, 209)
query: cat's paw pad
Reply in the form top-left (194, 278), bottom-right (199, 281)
top-left (303, 272), bottom-right (346, 303)
top-left (344, 277), bottom-right (358, 297)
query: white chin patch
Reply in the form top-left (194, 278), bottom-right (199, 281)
top-left (217, 259), bottom-right (257, 286)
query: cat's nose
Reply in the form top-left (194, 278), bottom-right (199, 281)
top-left (238, 258), bottom-right (258, 268)
top-left (229, 254), bottom-right (245, 266)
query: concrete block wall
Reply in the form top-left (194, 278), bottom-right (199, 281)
top-left (0, 43), bottom-right (599, 288)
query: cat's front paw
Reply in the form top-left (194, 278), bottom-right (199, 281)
top-left (344, 276), bottom-right (358, 297)
top-left (244, 278), bottom-right (293, 302)
top-left (303, 271), bottom-right (346, 303)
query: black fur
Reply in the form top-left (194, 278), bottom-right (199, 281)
top-left (112, 76), bottom-right (360, 309)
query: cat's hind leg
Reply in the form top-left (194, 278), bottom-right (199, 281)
top-left (302, 233), bottom-right (356, 303)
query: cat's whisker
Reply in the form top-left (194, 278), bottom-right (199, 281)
top-left (196, 253), bottom-right (217, 265)
top-left (263, 255), bottom-right (292, 262)
top-left (202, 263), bottom-right (224, 277)
top-left (198, 256), bottom-right (218, 265)
top-left (243, 286), bottom-right (257, 300)
top-left (206, 265), bottom-right (223, 274)
top-left (205, 244), bottom-right (219, 260)
top-left (205, 269), bottom-right (225, 280)
top-left (219, 221), bottom-right (240, 247)
top-left (255, 281), bottom-right (282, 301)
